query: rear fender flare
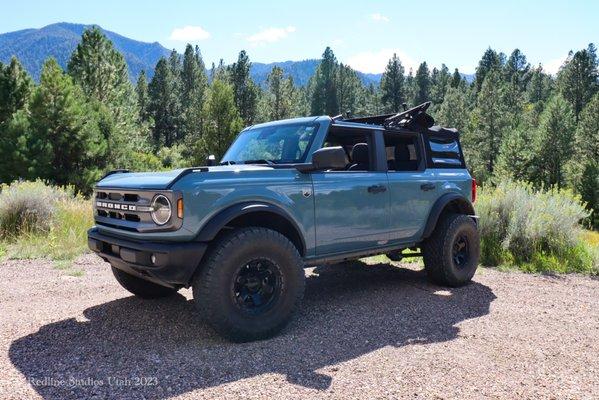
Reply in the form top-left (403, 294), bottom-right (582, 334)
top-left (422, 193), bottom-right (475, 239)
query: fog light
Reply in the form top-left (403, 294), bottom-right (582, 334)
top-left (151, 254), bottom-right (156, 264)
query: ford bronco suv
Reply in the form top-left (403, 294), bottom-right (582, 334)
top-left (88, 102), bottom-right (479, 342)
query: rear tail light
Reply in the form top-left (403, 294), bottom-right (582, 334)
top-left (471, 178), bottom-right (477, 203)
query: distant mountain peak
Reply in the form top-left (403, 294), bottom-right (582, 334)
top-left (0, 22), bottom-right (383, 86)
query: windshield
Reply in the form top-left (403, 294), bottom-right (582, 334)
top-left (221, 123), bottom-right (318, 165)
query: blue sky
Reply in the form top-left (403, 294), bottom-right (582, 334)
top-left (1, 0), bottom-right (597, 74)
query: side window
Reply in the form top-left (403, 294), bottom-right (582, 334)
top-left (384, 135), bottom-right (421, 172)
top-left (427, 135), bottom-right (463, 167)
top-left (323, 129), bottom-right (372, 171)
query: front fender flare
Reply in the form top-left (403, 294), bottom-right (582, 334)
top-left (195, 202), bottom-right (306, 254)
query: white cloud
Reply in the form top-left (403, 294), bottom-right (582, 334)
top-left (169, 25), bottom-right (211, 42)
top-left (370, 13), bottom-right (390, 23)
top-left (543, 55), bottom-right (568, 75)
top-left (345, 49), bottom-right (417, 74)
top-left (246, 26), bottom-right (296, 46)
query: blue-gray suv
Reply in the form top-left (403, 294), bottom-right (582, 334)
top-left (88, 102), bottom-right (479, 341)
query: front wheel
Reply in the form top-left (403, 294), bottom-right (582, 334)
top-left (193, 227), bottom-right (305, 342)
top-left (422, 213), bottom-right (480, 287)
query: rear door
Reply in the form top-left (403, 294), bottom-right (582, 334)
top-left (385, 133), bottom-right (437, 242)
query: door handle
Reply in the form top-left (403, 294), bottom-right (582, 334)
top-left (420, 183), bottom-right (436, 191)
top-left (368, 185), bottom-right (387, 194)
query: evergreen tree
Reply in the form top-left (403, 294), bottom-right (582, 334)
top-left (557, 43), bottom-right (598, 121)
top-left (530, 95), bottom-right (575, 187)
top-left (450, 68), bottom-right (463, 89)
top-left (0, 57), bottom-right (33, 125)
top-left (149, 58), bottom-right (182, 147)
top-left (181, 44), bottom-right (208, 140)
top-left (570, 93), bottom-right (599, 224)
top-left (380, 53), bottom-right (405, 112)
top-left (0, 57), bottom-right (34, 183)
top-left (474, 48), bottom-right (503, 93)
top-left (412, 62), bottom-right (431, 105)
top-left (230, 50), bottom-right (258, 125)
top-left (28, 59), bottom-right (107, 189)
top-left (310, 47), bottom-right (339, 116)
top-left (336, 63), bottom-right (362, 115)
top-left (466, 69), bottom-right (509, 182)
top-left (135, 70), bottom-right (150, 123)
top-left (436, 87), bottom-right (470, 133)
top-left (265, 66), bottom-right (294, 120)
top-left (430, 64), bottom-right (451, 105)
top-left (197, 79), bottom-right (244, 160)
top-left (67, 27), bottom-right (143, 166)
top-left (504, 49), bottom-right (531, 91)
top-left (526, 65), bottom-right (553, 104)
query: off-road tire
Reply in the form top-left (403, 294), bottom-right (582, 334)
top-left (111, 266), bottom-right (177, 298)
top-left (193, 227), bottom-right (305, 342)
top-left (422, 213), bottom-right (480, 287)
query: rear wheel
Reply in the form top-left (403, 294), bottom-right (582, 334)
top-left (193, 227), bottom-right (305, 342)
top-left (111, 266), bottom-right (177, 298)
top-left (422, 213), bottom-right (479, 287)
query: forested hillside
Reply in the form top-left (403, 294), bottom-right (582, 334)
top-left (0, 27), bottom-right (597, 226)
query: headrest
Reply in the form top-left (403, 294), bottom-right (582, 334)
top-left (351, 143), bottom-right (369, 163)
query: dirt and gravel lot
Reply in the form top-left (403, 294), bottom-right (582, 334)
top-left (1, 254), bottom-right (598, 399)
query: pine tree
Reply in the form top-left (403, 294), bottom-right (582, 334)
top-left (430, 64), bottom-right (451, 105)
top-left (436, 87), bottom-right (470, 133)
top-left (135, 70), bottom-right (150, 123)
top-left (181, 44), bottom-right (208, 141)
top-left (530, 95), bottom-right (575, 187)
top-left (570, 93), bottom-right (599, 224)
top-left (466, 69), bottom-right (509, 182)
top-left (148, 58), bottom-right (181, 147)
top-left (474, 48), bottom-right (503, 93)
top-left (67, 27), bottom-right (143, 166)
top-left (450, 68), bottom-right (463, 89)
top-left (197, 79), bottom-right (244, 160)
top-left (0, 57), bottom-right (33, 125)
top-left (504, 49), bottom-right (531, 91)
top-left (557, 43), bottom-right (598, 121)
top-left (265, 66), bottom-right (294, 120)
top-left (380, 53), bottom-right (405, 112)
top-left (0, 57), bottom-right (34, 183)
top-left (230, 50), bottom-right (258, 125)
top-left (412, 62), bottom-right (431, 105)
top-left (310, 47), bottom-right (339, 116)
top-left (526, 65), bottom-right (553, 104)
top-left (336, 63), bottom-right (362, 115)
top-left (28, 58), bottom-right (107, 189)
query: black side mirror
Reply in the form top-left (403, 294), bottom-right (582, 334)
top-left (206, 155), bottom-right (216, 166)
top-left (312, 146), bottom-right (348, 170)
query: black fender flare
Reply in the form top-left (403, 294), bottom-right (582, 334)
top-left (195, 202), bottom-right (306, 255)
top-left (421, 193), bottom-right (476, 239)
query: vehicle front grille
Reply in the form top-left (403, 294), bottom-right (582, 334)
top-left (93, 189), bottom-right (182, 233)
top-left (93, 189), bottom-right (156, 232)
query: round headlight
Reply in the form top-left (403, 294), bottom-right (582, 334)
top-left (151, 195), bottom-right (171, 225)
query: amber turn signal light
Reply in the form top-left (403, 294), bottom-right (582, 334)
top-left (177, 198), bottom-right (184, 219)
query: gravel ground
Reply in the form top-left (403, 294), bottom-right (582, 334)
top-left (1, 254), bottom-right (598, 399)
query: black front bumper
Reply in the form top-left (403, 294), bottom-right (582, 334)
top-left (87, 228), bottom-right (207, 287)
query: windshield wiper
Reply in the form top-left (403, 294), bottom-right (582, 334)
top-left (219, 160), bottom-right (236, 165)
top-left (243, 159), bottom-right (276, 165)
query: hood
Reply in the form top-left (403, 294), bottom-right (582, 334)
top-left (95, 165), bottom-right (276, 190)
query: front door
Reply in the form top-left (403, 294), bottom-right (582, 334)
top-left (312, 171), bottom-right (389, 255)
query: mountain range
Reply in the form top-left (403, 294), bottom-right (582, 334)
top-left (0, 22), bottom-right (472, 87)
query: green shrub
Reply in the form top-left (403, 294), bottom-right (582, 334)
top-left (476, 181), bottom-right (597, 273)
top-left (0, 180), bottom-right (70, 238)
